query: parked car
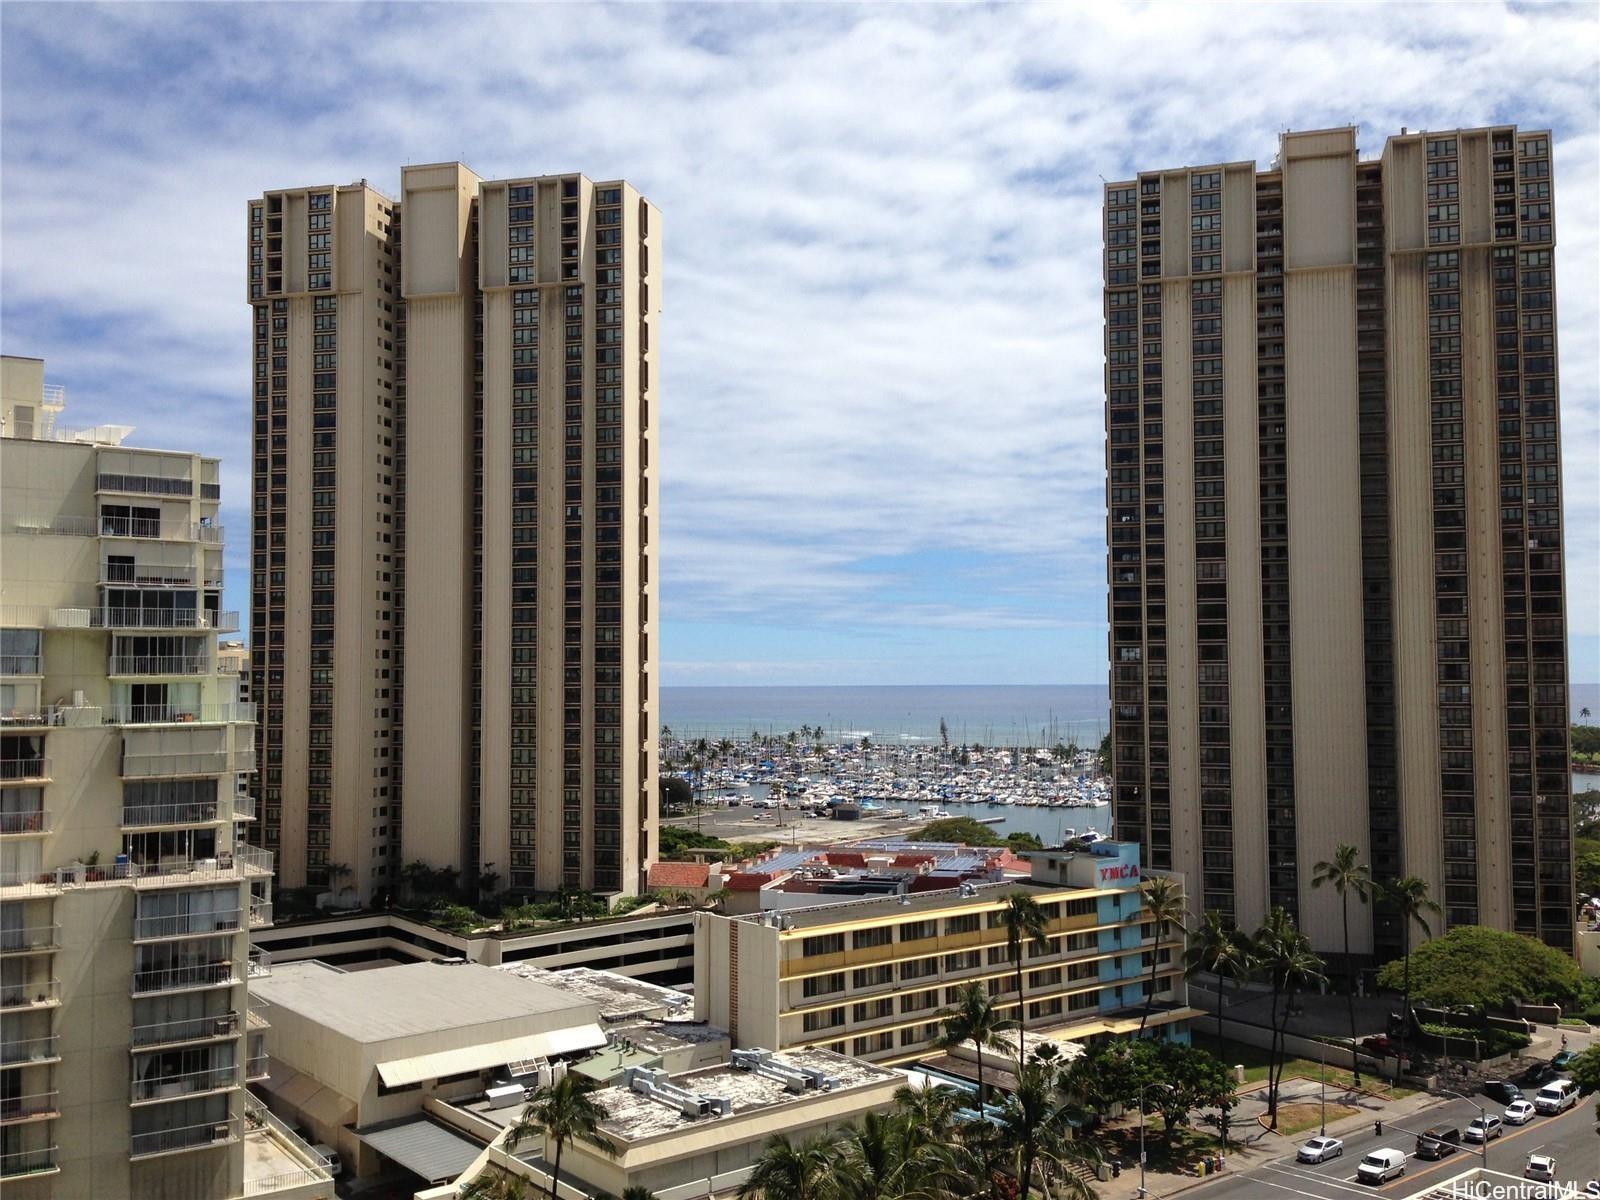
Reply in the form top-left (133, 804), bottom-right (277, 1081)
top-left (1297, 1136), bottom-right (1344, 1163)
top-left (1553, 1049), bottom-right (1576, 1070)
top-left (1504, 1099), bottom-right (1537, 1125)
top-left (1415, 1125), bottom-right (1461, 1160)
top-left (1520, 1061), bottom-right (1559, 1087)
top-left (1357, 1149), bottom-right (1407, 1185)
top-left (1526, 1154), bottom-right (1557, 1183)
top-left (1535, 1078), bottom-right (1579, 1115)
top-left (1464, 1115), bottom-right (1503, 1143)
top-left (1362, 1035), bottom-right (1397, 1056)
top-left (310, 1144), bottom-right (342, 1178)
top-left (1484, 1080), bottom-right (1526, 1105)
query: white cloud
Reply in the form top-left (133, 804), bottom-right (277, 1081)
top-left (1, 1), bottom-right (1595, 682)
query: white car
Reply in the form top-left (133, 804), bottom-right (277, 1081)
top-left (1297, 1136), bottom-right (1344, 1163)
top-left (1504, 1099), bottom-right (1537, 1125)
top-left (1357, 1148), bottom-right (1407, 1185)
top-left (1526, 1154), bottom-right (1557, 1183)
top-left (1464, 1114), bottom-right (1502, 1142)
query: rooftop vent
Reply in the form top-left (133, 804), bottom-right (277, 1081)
top-left (624, 1066), bottom-right (731, 1118)
top-left (730, 1049), bottom-right (837, 1093)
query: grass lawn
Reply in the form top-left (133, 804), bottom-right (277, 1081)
top-left (1191, 1031), bottom-right (1418, 1099)
top-left (1271, 1101), bottom-right (1361, 1137)
top-left (1094, 1123), bottom-right (1226, 1173)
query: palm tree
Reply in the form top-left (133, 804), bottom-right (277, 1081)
top-left (934, 981), bottom-right (1016, 1109)
top-left (513, 1073), bottom-right (616, 1200)
top-left (1252, 907), bottom-right (1325, 1126)
top-left (1184, 911), bottom-right (1252, 1042)
top-left (890, 1082), bottom-right (962, 1145)
top-left (460, 1168), bottom-right (530, 1200)
top-left (1385, 874), bottom-right (1441, 1062)
top-left (1311, 844), bottom-right (1373, 1084)
top-left (738, 1131), bottom-right (839, 1200)
top-left (621, 1187), bottom-right (659, 1200)
top-left (1137, 876), bottom-right (1188, 1034)
top-left (1001, 892), bottom-right (1052, 1069)
top-left (994, 1061), bottom-right (1098, 1200)
top-left (831, 1110), bottom-right (928, 1200)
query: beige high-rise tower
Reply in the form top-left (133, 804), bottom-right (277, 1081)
top-left (1103, 126), bottom-right (1573, 966)
top-left (249, 167), bottom-right (659, 902)
top-left (0, 356), bottom-right (331, 1199)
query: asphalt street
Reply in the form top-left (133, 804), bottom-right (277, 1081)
top-left (1182, 1092), bottom-right (1600, 1199)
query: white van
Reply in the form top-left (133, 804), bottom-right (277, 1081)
top-left (1357, 1148), bottom-right (1407, 1184)
top-left (1534, 1078), bottom-right (1578, 1115)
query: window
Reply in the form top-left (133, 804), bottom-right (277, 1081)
top-left (852, 927), bottom-right (892, 950)
top-left (801, 933), bottom-right (844, 957)
top-left (802, 972), bottom-right (844, 999)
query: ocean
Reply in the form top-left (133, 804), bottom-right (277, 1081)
top-left (661, 684), bottom-right (1111, 748)
top-left (662, 682), bottom-right (1600, 755)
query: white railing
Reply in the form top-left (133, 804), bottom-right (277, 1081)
top-left (96, 473), bottom-right (194, 498)
top-left (247, 995), bottom-right (271, 1029)
top-left (130, 1117), bottom-right (238, 1159)
top-left (242, 1097), bottom-right (333, 1193)
top-left (234, 793), bottom-right (258, 821)
top-left (0, 1146), bottom-right (58, 1177)
top-left (130, 1010), bottom-right (240, 1048)
top-left (122, 801), bottom-right (222, 828)
top-left (0, 758), bottom-right (50, 783)
top-left (193, 524), bottom-right (225, 544)
top-left (131, 1063), bottom-right (239, 1103)
top-left (99, 609), bottom-right (236, 630)
top-left (131, 961), bottom-right (237, 994)
top-left (0, 1091), bottom-right (59, 1123)
top-left (0, 654), bottom-right (42, 674)
top-left (110, 704), bottom-right (257, 725)
top-left (249, 898), bottom-right (273, 928)
top-left (246, 1054), bottom-right (268, 1080)
top-left (2, 846), bottom-right (271, 896)
top-left (0, 1034), bottom-right (59, 1065)
top-left (100, 564), bottom-right (197, 587)
top-left (0, 605), bottom-right (49, 627)
top-left (248, 947), bottom-right (272, 979)
top-left (0, 924), bottom-right (59, 954)
top-left (98, 516), bottom-right (189, 540)
top-left (133, 909), bottom-right (242, 941)
top-left (0, 978), bottom-right (61, 1008)
top-left (0, 810), bottom-right (49, 834)
top-left (237, 845), bottom-right (274, 878)
top-left (108, 655), bottom-right (211, 676)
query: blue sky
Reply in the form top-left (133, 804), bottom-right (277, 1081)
top-left (2, 2), bottom-right (1596, 686)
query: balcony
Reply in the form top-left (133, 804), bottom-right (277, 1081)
top-left (0, 1034), bottom-right (61, 1066)
top-left (108, 655), bottom-right (211, 677)
top-left (0, 925), bottom-right (60, 956)
top-left (0, 1091), bottom-right (60, 1125)
top-left (96, 473), bottom-right (194, 498)
top-left (130, 1010), bottom-right (240, 1050)
top-left (246, 1051), bottom-right (269, 1082)
top-left (99, 609), bottom-right (239, 632)
top-left (131, 961), bottom-right (238, 995)
top-left (130, 1063), bottom-right (239, 1104)
top-left (99, 516), bottom-right (195, 541)
top-left (234, 792), bottom-right (258, 821)
top-left (0, 653), bottom-right (42, 675)
top-left (0, 978), bottom-right (61, 1009)
top-left (130, 1116), bottom-right (239, 1160)
top-left (0, 809), bottom-right (49, 835)
top-left (0, 757), bottom-right (50, 784)
top-left (100, 563), bottom-right (197, 588)
top-left (249, 897), bottom-right (273, 928)
top-left (7, 514), bottom-right (94, 537)
top-left (122, 800), bottom-right (222, 829)
top-left (248, 947), bottom-right (273, 979)
top-left (0, 1146), bottom-right (58, 1179)
top-left (133, 909), bottom-right (242, 942)
top-left (247, 995), bottom-right (271, 1033)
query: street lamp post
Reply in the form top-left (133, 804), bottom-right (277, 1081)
top-left (1320, 1043), bottom-right (1327, 1136)
top-left (1439, 1089), bottom-right (1488, 1172)
top-left (1137, 1082), bottom-right (1175, 1199)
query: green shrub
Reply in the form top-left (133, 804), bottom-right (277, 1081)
top-left (1418, 1021), bottom-right (1531, 1059)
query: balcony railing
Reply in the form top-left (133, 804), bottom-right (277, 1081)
top-left (99, 516), bottom-right (190, 540)
top-left (233, 792), bottom-right (258, 821)
top-left (133, 909), bottom-right (242, 942)
top-left (249, 897), bottom-right (272, 928)
top-left (0, 1091), bottom-right (60, 1124)
top-left (108, 655), bottom-right (211, 676)
top-left (99, 609), bottom-right (238, 631)
top-left (2, 845), bottom-right (272, 896)
top-left (0, 978), bottom-right (61, 1008)
top-left (0, 1034), bottom-right (60, 1066)
top-left (0, 654), bottom-right (42, 675)
top-left (122, 800), bottom-right (222, 828)
top-left (96, 473), bottom-right (194, 498)
top-left (130, 1116), bottom-right (238, 1159)
top-left (0, 1146), bottom-right (58, 1178)
top-left (131, 1062), bottom-right (239, 1103)
top-left (0, 810), bottom-right (49, 834)
top-left (7, 514), bottom-right (94, 537)
top-left (131, 960), bottom-right (238, 995)
top-left (131, 1010), bottom-right (240, 1048)
top-left (236, 845), bottom-right (273, 878)
top-left (100, 563), bottom-right (197, 588)
top-left (0, 758), bottom-right (50, 784)
top-left (246, 1053), bottom-right (268, 1081)
top-left (248, 947), bottom-right (272, 979)
top-left (246, 995), bottom-right (271, 1031)
top-left (0, 924), bottom-right (60, 955)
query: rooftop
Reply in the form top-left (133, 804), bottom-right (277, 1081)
top-left (253, 959), bottom-right (582, 1042)
top-left (497, 965), bottom-right (693, 1022)
top-left (593, 1049), bottom-right (900, 1142)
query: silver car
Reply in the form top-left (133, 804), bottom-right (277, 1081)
top-left (1297, 1136), bottom-right (1344, 1163)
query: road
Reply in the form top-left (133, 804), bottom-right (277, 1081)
top-left (1184, 1092), bottom-right (1600, 1199)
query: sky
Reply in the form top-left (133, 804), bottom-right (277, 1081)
top-left (2, 2), bottom-right (1597, 687)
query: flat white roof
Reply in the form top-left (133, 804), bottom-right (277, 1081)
top-left (253, 959), bottom-right (584, 1043)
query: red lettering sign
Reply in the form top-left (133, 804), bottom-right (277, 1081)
top-left (1097, 863), bottom-right (1141, 883)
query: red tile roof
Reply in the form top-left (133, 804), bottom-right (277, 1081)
top-left (648, 861), bottom-right (710, 889)
top-left (823, 852), bottom-right (867, 868)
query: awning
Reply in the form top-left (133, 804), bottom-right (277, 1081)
top-left (376, 1023), bottom-right (607, 1088)
top-left (262, 1057), bottom-right (356, 1131)
top-left (357, 1118), bottom-right (485, 1184)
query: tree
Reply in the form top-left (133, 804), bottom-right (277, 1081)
top-left (908, 817), bottom-right (1004, 847)
top-left (460, 1168), bottom-right (530, 1200)
top-left (1311, 844), bottom-right (1373, 1085)
top-left (1373, 924), bottom-right (1584, 1011)
top-left (1579, 851), bottom-right (1600, 898)
top-left (738, 1132), bottom-right (838, 1200)
top-left (660, 775), bottom-right (693, 811)
top-left (935, 981), bottom-right (1016, 1109)
top-left (1568, 1044), bottom-right (1600, 1097)
top-left (513, 1073), bottom-right (616, 1200)
top-left (1184, 911), bottom-right (1252, 1041)
top-left (994, 1061), bottom-right (1097, 1200)
top-left (1097, 731), bottom-right (1112, 770)
top-left (621, 1187), bottom-right (660, 1200)
top-left (1148, 1041), bottom-right (1233, 1154)
top-left (1384, 874), bottom-right (1442, 1061)
top-left (1252, 906), bottom-right (1324, 1126)
top-left (1138, 876), bottom-right (1188, 1033)
top-left (1001, 893), bottom-right (1052, 1070)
